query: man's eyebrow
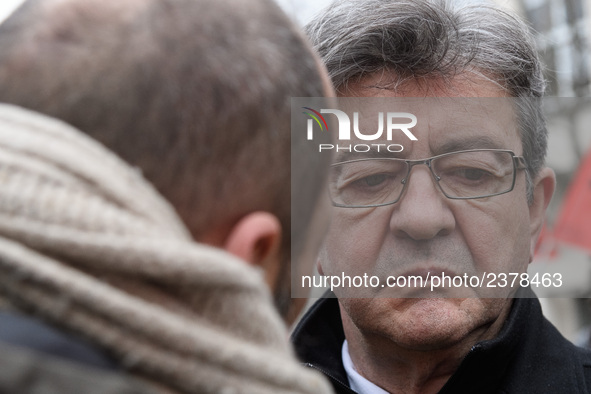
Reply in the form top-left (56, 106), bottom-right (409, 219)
top-left (334, 149), bottom-right (405, 163)
top-left (333, 135), bottom-right (506, 163)
top-left (433, 135), bottom-right (506, 155)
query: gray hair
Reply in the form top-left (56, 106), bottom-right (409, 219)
top-left (306, 0), bottom-right (548, 201)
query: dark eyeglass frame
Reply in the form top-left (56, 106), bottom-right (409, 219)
top-left (330, 149), bottom-right (528, 208)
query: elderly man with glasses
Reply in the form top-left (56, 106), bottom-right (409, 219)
top-left (292, 1), bottom-right (591, 393)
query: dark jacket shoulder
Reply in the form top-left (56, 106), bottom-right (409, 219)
top-left (0, 311), bottom-right (117, 369)
top-left (0, 312), bottom-right (156, 394)
top-left (0, 341), bottom-right (155, 394)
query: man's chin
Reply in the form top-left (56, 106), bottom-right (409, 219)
top-left (346, 297), bottom-right (503, 351)
top-left (338, 283), bottom-right (478, 298)
top-left (394, 297), bottom-right (511, 349)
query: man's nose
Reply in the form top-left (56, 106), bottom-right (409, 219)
top-left (389, 165), bottom-right (456, 240)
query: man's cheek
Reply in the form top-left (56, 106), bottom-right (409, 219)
top-left (458, 201), bottom-right (528, 268)
top-left (323, 229), bottom-right (379, 277)
top-left (467, 222), bottom-right (529, 275)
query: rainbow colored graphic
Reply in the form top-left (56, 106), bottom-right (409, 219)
top-left (302, 107), bottom-right (329, 132)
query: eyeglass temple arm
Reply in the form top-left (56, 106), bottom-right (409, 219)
top-left (514, 156), bottom-right (527, 170)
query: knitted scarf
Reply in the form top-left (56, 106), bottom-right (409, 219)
top-left (0, 104), bottom-right (332, 394)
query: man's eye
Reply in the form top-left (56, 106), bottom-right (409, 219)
top-left (455, 168), bottom-right (490, 181)
top-left (358, 174), bottom-right (388, 187)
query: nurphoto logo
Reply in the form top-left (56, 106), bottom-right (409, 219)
top-left (303, 107), bottom-right (418, 153)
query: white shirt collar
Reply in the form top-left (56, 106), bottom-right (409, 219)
top-left (342, 340), bottom-right (390, 394)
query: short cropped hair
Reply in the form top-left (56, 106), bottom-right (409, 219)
top-left (306, 0), bottom-right (548, 199)
top-left (0, 0), bottom-right (330, 265)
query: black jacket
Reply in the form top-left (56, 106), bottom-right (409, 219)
top-left (0, 312), bottom-right (117, 369)
top-left (0, 312), bottom-right (155, 394)
top-left (292, 293), bottom-right (591, 393)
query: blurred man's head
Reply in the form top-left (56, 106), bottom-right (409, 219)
top-left (0, 0), bottom-right (334, 321)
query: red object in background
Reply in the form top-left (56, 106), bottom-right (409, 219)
top-left (554, 149), bottom-right (591, 254)
top-left (534, 223), bottom-right (558, 259)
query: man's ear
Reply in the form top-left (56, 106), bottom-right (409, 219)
top-left (529, 167), bottom-right (556, 262)
top-left (316, 259), bottom-right (325, 276)
top-left (223, 212), bottom-right (282, 289)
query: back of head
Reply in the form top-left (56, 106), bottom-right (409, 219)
top-left (306, 0), bottom-right (548, 192)
top-left (0, 0), bottom-right (329, 264)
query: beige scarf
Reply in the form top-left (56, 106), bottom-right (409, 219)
top-left (0, 104), bottom-right (332, 394)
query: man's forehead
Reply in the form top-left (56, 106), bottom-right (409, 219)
top-left (333, 97), bottom-right (520, 162)
top-left (341, 70), bottom-right (508, 97)
top-left (332, 71), bottom-right (522, 159)
top-left (417, 98), bottom-right (520, 154)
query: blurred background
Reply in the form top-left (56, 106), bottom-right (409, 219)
top-left (500, 0), bottom-right (591, 347)
top-left (1, 0), bottom-right (590, 344)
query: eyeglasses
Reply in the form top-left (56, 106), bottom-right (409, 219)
top-left (329, 149), bottom-right (527, 208)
